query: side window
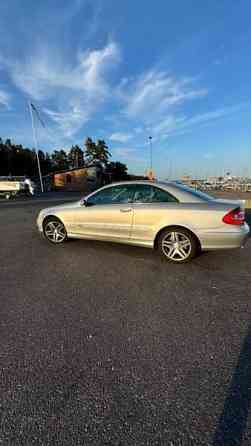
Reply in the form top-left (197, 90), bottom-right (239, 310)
top-left (88, 185), bottom-right (134, 205)
top-left (133, 185), bottom-right (153, 203)
top-left (151, 186), bottom-right (178, 203)
top-left (133, 185), bottom-right (178, 203)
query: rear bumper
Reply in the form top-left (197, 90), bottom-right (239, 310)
top-left (198, 223), bottom-right (250, 250)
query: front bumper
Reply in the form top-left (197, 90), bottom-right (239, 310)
top-left (36, 213), bottom-right (44, 233)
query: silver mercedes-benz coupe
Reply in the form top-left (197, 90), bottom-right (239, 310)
top-left (37, 181), bottom-right (249, 263)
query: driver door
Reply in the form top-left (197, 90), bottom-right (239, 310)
top-left (73, 184), bottom-right (135, 241)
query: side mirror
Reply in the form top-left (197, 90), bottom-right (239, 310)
top-left (82, 199), bottom-right (93, 207)
top-left (80, 198), bottom-right (87, 206)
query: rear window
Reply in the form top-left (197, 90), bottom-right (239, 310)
top-left (175, 183), bottom-right (213, 201)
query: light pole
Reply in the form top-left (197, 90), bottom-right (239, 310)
top-left (29, 102), bottom-right (44, 193)
top-left (149, 136), bottom-right (153, 172)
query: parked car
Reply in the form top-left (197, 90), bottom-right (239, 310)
top-left (36, 181), bottom-right (249, 263)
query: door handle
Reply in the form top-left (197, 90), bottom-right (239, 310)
top-left (120, 208), bottom-right (132, 213)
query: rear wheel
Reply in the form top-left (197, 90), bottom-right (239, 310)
top-left (157, 227), bottom-right (198, 263)
top-left (43, 218), bottom-right (67, 244)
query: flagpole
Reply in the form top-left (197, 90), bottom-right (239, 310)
top-left (29, 102), bottom-right (44, 193)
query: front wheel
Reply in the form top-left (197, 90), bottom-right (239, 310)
top-left (43, 218), bottom-right (67, 244)
top-left (157, 228), bottom-right (198, 263)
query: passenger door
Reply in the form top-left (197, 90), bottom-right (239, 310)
top-left (131, 184), bottom-right (178, 244)
top-left (73, 184), bottom-right (135, 241)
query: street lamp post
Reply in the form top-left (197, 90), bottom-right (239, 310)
top-left (149, 136), bottom-right (153, 172)
top-left (29, 102), bottom-right (44, 193)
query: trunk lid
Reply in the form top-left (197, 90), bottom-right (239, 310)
top-left (213, 198), bottom-right (245, 211)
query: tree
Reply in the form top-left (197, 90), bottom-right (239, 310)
top-left (0, 135), bottom-right (126, 178)
top-left (84, 137), bottom-right (111, 167)
top-left (84, 137), bottom-right (97, 165)
top-left (68, 145), bottom-right (84, 169)
top-left (45, 152), bottom-right (53, 173)
top-left (106, 161), bottom-right (128, 181)
top-left (37, 150), bottom-right (53, 175)
top-left (51, 150), bottom-right (69, 171)
top-left (0, 139), bottom-right (8, 175)
top-left (96, 140), bottom-right (111, 166)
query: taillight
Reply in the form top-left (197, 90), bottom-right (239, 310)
top-left (223, 207), bottom-right (245, 225)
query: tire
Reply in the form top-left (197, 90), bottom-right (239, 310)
top-left (43, 217), bottom-right (67, 244)
top-left (157, 227), bottom-right (198, 263)
top-left (5, 193), bottom-right (11, 200)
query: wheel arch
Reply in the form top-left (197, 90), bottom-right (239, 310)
top-left (42, 215), bottom-right (64, 231)
top-left (153, 225), bottom-right (201, 250)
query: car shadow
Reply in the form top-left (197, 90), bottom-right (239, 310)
top-left (71, 238), bottom-right (159, 261)
top-left (213, 325), bottom-right (251, 445)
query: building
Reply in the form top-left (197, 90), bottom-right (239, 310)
top-left (52, 165), bottom-right (103, 192)
top-left (146, 169), bottom-right (156, 181)
top-left (179, 176), bottom-right (203, 188)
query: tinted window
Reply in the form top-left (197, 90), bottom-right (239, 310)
top-left (133, 185), bottom-right (178, 203)
top-left (88, 184), bottom-right (135, 205)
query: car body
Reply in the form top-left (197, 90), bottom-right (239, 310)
top-left (37, 180), bottom-right (249, 262)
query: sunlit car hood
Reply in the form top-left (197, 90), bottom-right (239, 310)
top-left (42, 201), bottom-right (81, 214)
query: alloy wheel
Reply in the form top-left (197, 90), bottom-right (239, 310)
top-left (161, 231), bottom-right (192, 262)
top-left (44, 220), bottom-right (67, 243)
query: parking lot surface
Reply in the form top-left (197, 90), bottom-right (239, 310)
top-left (1, 196), bottom-right (251, 445)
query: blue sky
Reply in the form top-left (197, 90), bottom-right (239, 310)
top-left (0, 0), bottom-right (251, 178)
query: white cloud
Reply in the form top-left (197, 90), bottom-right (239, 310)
top-left (113, 68), bottom-right (212, 145)
top-left (113, 148), bottom-right (137, 159)
top-left (177, 105), bottom-right (241, 128)
top-left (5, 41), bottom-right (120, 137)
top-left (134, 126), bottom-right (143, 134)
top-left (112, 147), bottom-right (144, 164)
top-left (203, 152), bottom-right (215, 160)
top-left (154, 104), bottom-right (243, 138)
top-left (122, 70), bottom-right (207, 119)
top-left (111, 69), bottom-right (243, 151)
top-left (152, 115), bottom-right (185, 135)
top-left (0, 89), bottom-right (11, 108)
top-left (116, 68), bottom-right (243, 144)
top-left (109, 132), bottom-right (132, 143)
top-left (42, 106), bottom-right (90, 140)
top-left (9, 41), bottom-right (120, 100)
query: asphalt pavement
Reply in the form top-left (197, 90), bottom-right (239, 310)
top-left (1, 196), bottom-right (251, 445)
